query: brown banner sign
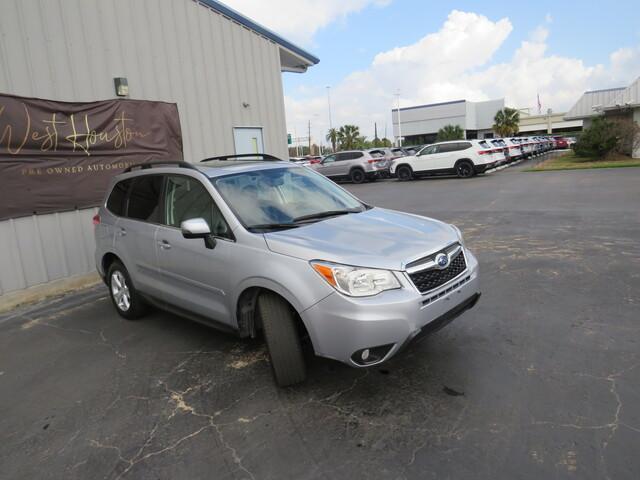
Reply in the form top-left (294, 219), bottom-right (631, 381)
top-left (0, 93), bottom-right (183, 220)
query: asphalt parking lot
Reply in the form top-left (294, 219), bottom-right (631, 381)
top-left (1, 158), bottom-right (639, 480)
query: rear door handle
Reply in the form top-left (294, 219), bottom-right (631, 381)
top-left (117, 227), bottom-right (127, 237)
top-left (158, 240), bottom-right (171, 250)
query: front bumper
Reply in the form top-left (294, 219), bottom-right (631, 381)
top-left (300, 248), bottom-right (480, 366)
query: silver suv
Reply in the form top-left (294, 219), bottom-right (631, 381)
top-left (310, 150), bottom-right (389, 183)
top-left (94, 155), bottom-right (481, 386)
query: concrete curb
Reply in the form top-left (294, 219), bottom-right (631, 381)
top-left (0, 272), bottom-right (102, 314)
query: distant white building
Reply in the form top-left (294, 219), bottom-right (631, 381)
top-left (391, 98), bottom-right (504, 145)
top-left (565, 78), bottom-right (640, 158)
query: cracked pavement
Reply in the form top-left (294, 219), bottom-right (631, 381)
top-left (1, 161), bottom-right (639, 479)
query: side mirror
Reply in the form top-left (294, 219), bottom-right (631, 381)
top-left (181, 218), bottom-right (216, 249)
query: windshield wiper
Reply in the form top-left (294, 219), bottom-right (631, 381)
top-left (293, 208), bottom-right (362, 223)
top-left (247, 223), bottom-right (300, 232)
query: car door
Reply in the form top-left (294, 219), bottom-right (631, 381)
top-left (113, 174), bottom-right (165, 299)
top-left (315, 154), bottom-right (337, 177)
top-left (339, 152), bottom-right (363, 176)
top-left (155, 174), bottom-right (236, 326)
top-left (413, 144), bottom-right (449, 172)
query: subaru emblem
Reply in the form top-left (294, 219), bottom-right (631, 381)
top-left (435, 253), bottom-right (449, 269)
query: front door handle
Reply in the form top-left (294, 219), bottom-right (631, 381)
top-left (158, 240), bottom-right (172, 250)
top-left (117, 227), bottom-right (127, 237)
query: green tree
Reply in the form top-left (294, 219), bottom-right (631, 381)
top-left (325, 128), bottom-right (338, 152)
top-left (337, 125), bottom-right (360, 150)
top-left (493, 107), bottom-right (520, 137)
top-left (436, 124), bottom-right (464, 141)
top-left (572, 117), bottom-right (620, 159)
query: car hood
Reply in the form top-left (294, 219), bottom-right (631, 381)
top-left (264, 208), bottom-right (457, 270)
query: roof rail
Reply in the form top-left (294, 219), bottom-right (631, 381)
top-left (123, 161), bottom-right (198, 173)
top-left (200, 153), bottom-right (282, 163)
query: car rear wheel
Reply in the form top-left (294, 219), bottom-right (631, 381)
top-left (396, 165), bottom-right (413, 181)
top-left (107, 261), bottom-right (148, 320)
top-left (258, 292), bottom-right (306, 387)
top-left (455, 160), bottom-right (475, 178)
top-left (350, 169), bottom-right (366, 184)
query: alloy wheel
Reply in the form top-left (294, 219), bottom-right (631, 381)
top-left (111, 270), bottom-right (131, 312)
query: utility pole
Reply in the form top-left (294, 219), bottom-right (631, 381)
top-left (395, 91), bottom-right (403, 147)
top-left (308, 120), bottom-right (312, 155)
top-left (326, 86), bottom-right (333, 131)
top-left (374, 122), bottom-right (378, 145)
top-left (546, 108), bottom-right (553, 135)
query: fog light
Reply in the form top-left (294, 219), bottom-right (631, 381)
top-left (351, 344), bottom-right (394, 366)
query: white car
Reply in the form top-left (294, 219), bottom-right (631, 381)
top-left (390, 140), bottom-right (498, 180)
top-left (504, 138), bottom-right (525, 161)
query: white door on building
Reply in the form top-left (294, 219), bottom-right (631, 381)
top-left (233, 127), bottom-right (264, 155)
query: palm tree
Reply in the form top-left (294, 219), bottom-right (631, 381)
top-left (325, 128), bottom-right (338, 152)
top-left (337, 125), bottom-right (360, 150)
top-left (493, 107), bottom-right (520, 137)
top-left (436, 124), bottom-right (464, 141)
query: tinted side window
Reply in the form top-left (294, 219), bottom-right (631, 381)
top-left (439, 143), bottom-right (458, 153)
top-left (457, 142), bottom-right (472, 151)
top-left (106, 179), bottom-right (132, 216)
top-left (335, 153), bottom-right (348, 161)
top-left (127, 175), bottom-right (163, 222)
top-left (164, 176), bottom-right (231, 239)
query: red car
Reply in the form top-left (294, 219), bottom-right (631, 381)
top-left (553, 137), bottom-right (569, 149)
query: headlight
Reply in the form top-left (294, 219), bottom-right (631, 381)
top-left (310, 261), bottom-right (401, 297)
top-left (450, 224), bottom-right (465, 245)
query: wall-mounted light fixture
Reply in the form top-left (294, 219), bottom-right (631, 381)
top-left (242, 102), bottom-right (250, 108)
top-left (114, 77), bottom-right (129, 97)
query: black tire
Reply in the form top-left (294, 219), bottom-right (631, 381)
top-left (455, 160), bottom-right (475, 178)
top-left (396, 165), bottom-right (413, 181)
top-left (350, 169), bottom-right (366, 184)
top-left (258, 293), bottom-right (306, 387)
top-left (107, 261), bottom-right (148, 320)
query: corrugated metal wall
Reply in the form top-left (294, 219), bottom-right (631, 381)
top-left (0, 0), bottom-right (290, 295)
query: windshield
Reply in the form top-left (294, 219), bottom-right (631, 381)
top-left (212, 166), bottom-right (366, 231)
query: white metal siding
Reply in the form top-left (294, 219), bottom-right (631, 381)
top-left (0, 0), bottom-right (290, 295)
top-left (565, 88), bottom-right (626, 120)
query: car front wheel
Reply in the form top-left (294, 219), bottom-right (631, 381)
top-left (396, 165), bottom-right (413, 181)
top-left (107, 261), bottom-right (148, 320)
top-left (258, 292), bottom-right (306, 387)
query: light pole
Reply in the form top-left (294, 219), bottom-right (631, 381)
top-left (395, 91), bottom-right (403, 147)
top-left (326, 86), bottom-right (333, 131)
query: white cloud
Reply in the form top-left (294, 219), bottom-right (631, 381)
top-left (285, 10), bottom-right (640, 142)
top-left (221, 0), bottom-right (391, 45)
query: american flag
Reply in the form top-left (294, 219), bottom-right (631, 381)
top-left (537, 93), bottom-right (542, 114)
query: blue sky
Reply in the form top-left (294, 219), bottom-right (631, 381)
top-left (226, 0), bottom-right (640, 141)
top-left (284, 0), bottom-right (639, 95)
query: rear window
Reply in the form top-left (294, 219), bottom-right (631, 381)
top-left (127, 175), bottom-right (164, 222)
top-left (478, 140), bottom-right (490, 149)
top-left (106, 179), bottom-right (132, 216)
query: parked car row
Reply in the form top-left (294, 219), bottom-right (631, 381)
top-left (294, 134), bottom-right (570, 184)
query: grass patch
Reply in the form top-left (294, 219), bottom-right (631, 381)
top-left (526, 152), bottom-right (640, 172)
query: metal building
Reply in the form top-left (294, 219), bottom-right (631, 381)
top-left (565, 79), bottom-right (640, 158)
top-left (392, 98), bottom-right (504, 145)
top-left (0, 0), bottom-right (318, 296)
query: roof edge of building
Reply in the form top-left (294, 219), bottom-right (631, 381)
top-left (199, 0), bottom-right (319, 65)
top-left (395, 99), bottom-right (466, 112)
